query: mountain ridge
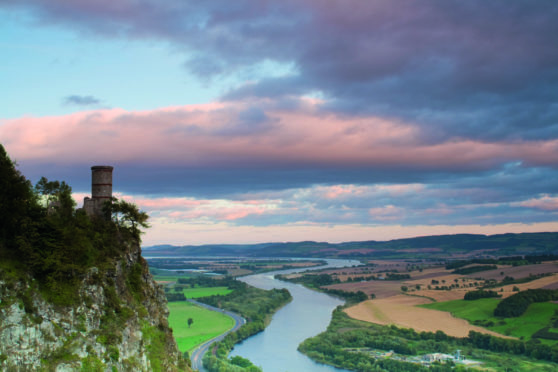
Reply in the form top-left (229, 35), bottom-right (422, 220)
top-left (144, 232), bottom-right (558, 258)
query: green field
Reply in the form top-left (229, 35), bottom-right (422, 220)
top-left (421, 298), bottom-right (558, 342)
top-left (167, 301), bottom-right (235, 353)
top-left (182, 286), bottom-right (233, 298)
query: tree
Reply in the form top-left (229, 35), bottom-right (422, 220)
top-left (0, 145), bottom-right (40, 259)
top-left (105, 197), bottom-right (149, 241)
top-left (188, 318), bottom-right (194, 328)
top-left (34, 176), bottom-right (75, 219)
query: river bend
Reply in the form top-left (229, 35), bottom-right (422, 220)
top-left (230, 259), bottom-right (359, 372)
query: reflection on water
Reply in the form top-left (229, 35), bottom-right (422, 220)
top-left (230, 259), bottom-right (359, 372)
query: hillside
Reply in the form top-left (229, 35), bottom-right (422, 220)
top-left (0, 145), bottom-right (189, 371)
top-left (145, 232), bottom-right (558, 259)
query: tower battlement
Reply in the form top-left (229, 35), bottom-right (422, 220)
top-left (83, 165), bottom-right (113, 218)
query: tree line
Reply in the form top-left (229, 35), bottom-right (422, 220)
top-left (494, 289), bottom-right (558, 317)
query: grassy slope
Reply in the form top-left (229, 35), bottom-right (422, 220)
top-left (168, 302), bottom-right (235, 353)
top-left (182, 286), bottom-right (233, 298)
top-left (421, 298), bottom-right (558, 342)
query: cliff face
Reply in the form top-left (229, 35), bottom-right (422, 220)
top-left (0, 242), bottom-right (188, 371)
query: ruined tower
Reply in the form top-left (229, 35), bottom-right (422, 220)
top-left (83, 165), bottom-right (113, 218)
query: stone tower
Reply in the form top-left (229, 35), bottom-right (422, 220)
top-left (83, 165), bottom-right (113, 218)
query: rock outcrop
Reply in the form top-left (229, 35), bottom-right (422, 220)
top-left (0, 242), bottom-right (188, 371)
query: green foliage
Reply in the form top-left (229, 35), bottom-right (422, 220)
top-left (451, 265), bottom-right (498, 275)
top-left (141, 321), bottom-right (178, 372)
top-left (166, 292), bottom-right (187, 301)
top-left (204, 355), bottom-right (261, 372)
top-left (464, 289), bottom-right (501, 300)
top-left (0, 146), bottom-right (152, 307)
top-left (105, 197), bottom-right (150, 242)
top-left (0, 147), bottom-right (188, 371)
top-left (276, 273), bottom-right (339, 288)
top-left (445, 258), bottom-right (497, 270)
top-left (300, 308), bottom-right (558, 371)
top-left (106, 345), bottom-right (120, 362)
top-left (494, 289), bottom-right (558, 318)
top-left (422, 298), bottom-right (558, 346)
top-left (41, 333), bottom-right (81, 370)
top-left (127, 262), bottom-right (145, 302)
top-left (80, 355), bottom-right (105, 372)
top-left (230, 356), bottom-right (253, 368)
top-left (199, 281), bottom-right (291, 372)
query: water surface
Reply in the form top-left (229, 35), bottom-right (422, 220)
top-left (230, 259), bottom-right (359, 372)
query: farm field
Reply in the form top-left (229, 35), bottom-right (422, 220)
top-left (183, 286), bottom-right (233, 298)
top-left (325, 280), bottom-right (402, 299)
top-left (464, 262), bottom-right (558, 280)
top-left (421, 298), bottom-right (558, 343)
top-left (167, 301), bottom-right (235, 353)
top-left (344, 295), bottom-right (510, 338)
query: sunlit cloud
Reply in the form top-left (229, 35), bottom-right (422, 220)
top-left (3, 1), bottom-right (558, 245)
top-left (517, 195), bottom-right (558, 211)
top-left (3, 102), bottom-right (558, 172)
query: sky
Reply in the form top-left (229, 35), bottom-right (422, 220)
top-left (1, 0), bottom-right (558, 246)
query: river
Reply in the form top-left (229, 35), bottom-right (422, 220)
top-left (229, 259), bottom-right (361, 372)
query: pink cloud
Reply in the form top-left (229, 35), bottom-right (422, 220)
top-left (2, 100), bottom-right (558, 171)
top-left (368, 205), bottom-right (405, 221)
top-left (115, 194), bottom-right (277, 222)
top-left (518, 195), bottom-right (558, 211)
top-left (317, 185), bottom-right (370, 199)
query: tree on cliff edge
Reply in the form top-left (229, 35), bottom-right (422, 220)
top-left (105, 197), bottom-right (150, 242)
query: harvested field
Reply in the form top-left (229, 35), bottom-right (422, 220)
top-left (497, 273), bottom-right (558, 297)
top-left (325, 281), bottom-right (402, 299)
top-left (405, 273), bottom-right (465, 287)
top-left (227, 268), bottom-right (252, 276)
top-left (464, 262), bottom-right (558, 280)
top-left (407, 267), bottom-right (450, 279)
top-left (411, 289), bottom-right (468, 302)
top-left (542, 281), bottom-right (558, 290)
top-left (345, 295), bottom-right (511, 338)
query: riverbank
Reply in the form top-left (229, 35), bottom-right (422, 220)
top-left (196, 279), bottom-right (292, 371)
top-left (229, 259), bottom-right (359, 372)
top-left (187, 300), bottom-right (246, 371)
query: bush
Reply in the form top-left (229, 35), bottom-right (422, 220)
top-left (464, 290), bottom-right (501, 300)
top-left (494, 289), bottom-right (558, 317)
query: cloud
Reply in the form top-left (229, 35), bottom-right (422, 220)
top-left (517, 195), bottom-right (558, 211)
top-left (4, 1), bottom-right (558, 142)
top-left (63, 94), bottom-right (101, 106)
top-left (143, 220), bottom-right (558, 246)
top-left (2, 101), bottom-right (558, 168)
top-left (4, 1), bottom-right (558, 244)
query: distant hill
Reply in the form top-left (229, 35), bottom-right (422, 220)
top-left (144, 232), bottom-right (558, 259)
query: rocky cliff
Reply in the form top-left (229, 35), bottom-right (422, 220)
top-left (0, 241), bottom-right (189, 371)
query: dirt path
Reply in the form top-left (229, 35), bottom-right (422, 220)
top-left (344, 295), bottom-right (512, 338)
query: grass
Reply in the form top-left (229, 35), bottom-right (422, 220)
top-left (420, 298), bottom-right (558, 342)
top-left (167, 301), bottom-right (235, 353)
top-left (182, 286), bottom-right (233, 299)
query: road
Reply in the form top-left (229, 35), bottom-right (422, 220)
top-left (188, 299), bottom-right (246, 372)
